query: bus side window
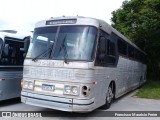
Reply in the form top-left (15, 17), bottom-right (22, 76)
top-left (106, 39), bottom-right (116, 65)
top-left (118, 39), bottom-right (127, 56)
top-left (128, 45), bottom-right (135, 59)
top-left (1, 44), bottom-right (9, 65)
top-left (0, 38), bottom-right (3, 58)
top-left (95, 31), bottom-right (116, 66)
top-left (95, 31), bottom-right (108, 66)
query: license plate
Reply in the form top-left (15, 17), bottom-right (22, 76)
top-left (42, 84), bottom-right (55, 91)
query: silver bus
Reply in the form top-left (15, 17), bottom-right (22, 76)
top-left (21, 16), bottom-right (147, 112)
top-left (0, 32), bottom-right (30, 101)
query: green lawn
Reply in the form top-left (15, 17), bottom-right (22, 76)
top-left (136, 80), bottom-right (160, 99)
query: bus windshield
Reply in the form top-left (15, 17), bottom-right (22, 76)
top-left (27, 26), bottom-right (97, 61)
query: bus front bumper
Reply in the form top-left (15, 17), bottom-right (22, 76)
top-left (21, 91), bottom-right (95, 112)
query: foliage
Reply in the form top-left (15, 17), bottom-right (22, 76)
top-left (136, 80), bottom-right (160, 99)
top-left (111, 0), bottom-right (160, 79)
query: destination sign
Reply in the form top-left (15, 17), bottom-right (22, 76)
top-left (46, 19), bottom-right (77, 25)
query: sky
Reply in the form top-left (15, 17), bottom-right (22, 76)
top-left (0, 0), bottom-right (125, 34)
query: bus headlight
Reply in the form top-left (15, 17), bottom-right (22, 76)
top-left (23, 80), bottom-right (34, 90)
top-left (24, 81), bottom-right (29, 88)
top-left (64, 86), bottom-right (71, 94)
top-left (63, 85), bottom-right (79, 95)
top-left (72, 87), bottom-right (78, 95)
top-left (28, 81), bottom-right (34, 89)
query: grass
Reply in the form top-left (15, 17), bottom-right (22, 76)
top-left (135, 80), bottom-right (160, 99)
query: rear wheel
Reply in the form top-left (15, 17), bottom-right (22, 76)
top-left (101, 84), bottom-right (114, 109)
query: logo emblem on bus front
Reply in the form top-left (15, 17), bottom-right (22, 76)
top-left (36, 60), bottom-right (63, 67)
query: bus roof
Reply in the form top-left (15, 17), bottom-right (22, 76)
top-left (35, 16), bottom-right (146, 55)
top-left (0, 32), bottom-right (29, 42)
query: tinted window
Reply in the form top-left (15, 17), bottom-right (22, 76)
top-left (106, 40), bottom-right (116, 64)
top-left (0, 38), bottom-right (26, 65)
top-left (95, 30), bottom-right (116, 66)
top-left (128, 45), bottom-right (135, 58)
top-left (0, 38), bottom-right (3, 52)
top-left (118, 39), bottom-right (127, 55)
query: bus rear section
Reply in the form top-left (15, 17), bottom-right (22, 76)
top-left (0, 33), bottom-right (30, 101)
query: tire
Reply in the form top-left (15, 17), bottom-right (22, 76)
top-left (101, 84), bottom-right (114, 109)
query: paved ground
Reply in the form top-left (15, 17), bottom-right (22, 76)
top-left (109, 90), bottom-right (160, 111)
top-left (0, 90), bottom-right (160, 120)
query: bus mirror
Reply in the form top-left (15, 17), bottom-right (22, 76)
top-left (24, 37), bottom-right (30, 53)
top-left (99, 37), bottom-right (106, 53)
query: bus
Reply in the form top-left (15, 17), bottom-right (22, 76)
top-left (0, 32), bottom-right (30, 101)
top-left (21, 16), bottom-right (147, 112)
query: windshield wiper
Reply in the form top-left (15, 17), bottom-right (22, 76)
top-left (32, 41), bottom-right (54, 62)
top-left (60, 34), bottom-right (68, 64)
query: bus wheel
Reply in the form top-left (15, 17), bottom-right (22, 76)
top-left (101, 84), bottom-right (114, 109)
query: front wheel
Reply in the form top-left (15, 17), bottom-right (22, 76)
top-left (101, 84), bottom-right (114, 109)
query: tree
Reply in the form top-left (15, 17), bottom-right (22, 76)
top-left (111, 0), bottom-right (160, 79)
